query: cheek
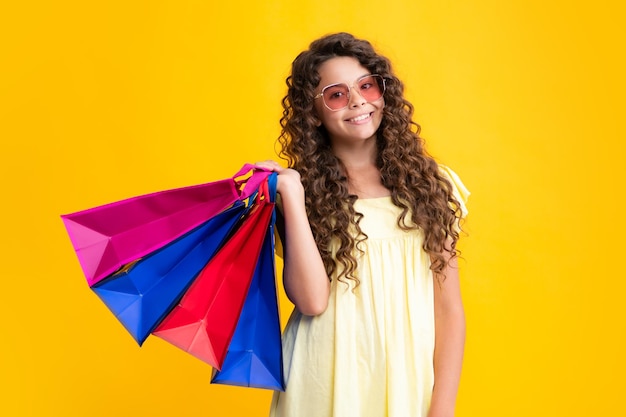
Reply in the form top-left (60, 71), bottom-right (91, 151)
top-left (378, 101), bottom-right (385, 121)
top-left (374, 100), bottom-right (385, 118)
top-left (313, 102), bottom-right (326, 127)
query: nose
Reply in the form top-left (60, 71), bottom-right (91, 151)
top-left (348, 86), bottom-right (366, 108)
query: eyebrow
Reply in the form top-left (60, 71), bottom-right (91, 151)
top-left (319, 73), bottom-right (373, 89)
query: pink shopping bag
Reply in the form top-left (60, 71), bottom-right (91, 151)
top-left (61, 164), bottom-right (270, 286)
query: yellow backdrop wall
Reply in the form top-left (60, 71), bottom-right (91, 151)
top-left (1, 1), bottom-right (624, 416)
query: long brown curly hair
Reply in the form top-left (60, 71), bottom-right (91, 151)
top-left (277, 32), bottom-right (463, 285)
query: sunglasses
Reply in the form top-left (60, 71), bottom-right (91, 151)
top-left (313, 74), bottom-right (386, 111)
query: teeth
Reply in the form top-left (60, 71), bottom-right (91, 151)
top-left (350, 113), bottom-right (370, 122)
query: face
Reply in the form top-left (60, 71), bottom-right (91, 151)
top-left (313, 56), bottom-right (384, 147)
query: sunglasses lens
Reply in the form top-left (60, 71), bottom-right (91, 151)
top-left (357, 75), bottom-right (384, 102)
top-left (322, 84), bottom-right (350, 110)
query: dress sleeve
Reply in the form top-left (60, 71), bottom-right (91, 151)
top-left (438, 165), bottom-right (470, 219)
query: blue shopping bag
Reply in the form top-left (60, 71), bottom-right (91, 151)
top-left (91, 201), bottom-right (246, 345)
top-left (211, 173), bottom-right (284, 390)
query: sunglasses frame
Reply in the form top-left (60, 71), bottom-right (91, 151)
top-left (313, 74), bottom-right (387, 111)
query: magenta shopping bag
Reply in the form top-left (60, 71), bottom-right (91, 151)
top-left (61, 164), bottom-right (270, 287)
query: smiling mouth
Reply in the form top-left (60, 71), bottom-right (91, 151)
top-left (347, 113), bottom-right (372, 123)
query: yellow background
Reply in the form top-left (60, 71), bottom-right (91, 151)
top-left (1, 1), bottom-right (624, 416)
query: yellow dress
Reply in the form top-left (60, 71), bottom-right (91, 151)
top-left (269, 166), bottom-right (469, 417)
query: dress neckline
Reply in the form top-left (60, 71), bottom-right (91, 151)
top-left (355, 195), bottom-right (392, 202)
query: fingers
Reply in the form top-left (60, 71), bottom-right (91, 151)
top-left (254, 161), bottom-right (302, 197)
top-left (255, 160), bottom-right (284, 173)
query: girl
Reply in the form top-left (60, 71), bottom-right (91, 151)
top-left (258, 32), bottom-right (469, 417)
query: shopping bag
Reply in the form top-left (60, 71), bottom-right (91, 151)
top-left (211, 172), bottom-right (284, 390)
top-left (91, 201), bottom-right (246, 345)
top-left (61, 164), bottom-right (270, 286)
top-left (152, 174), bottom-right (277, 370)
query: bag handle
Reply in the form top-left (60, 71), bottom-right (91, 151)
top-left (267, 173), bottom-right (278, 224)
top-left (233, 164), bottom-right (272, 201)
top-left (267, 172), bottom-right (277, 203)
top-left (256, 172), bottom-right (277, 203)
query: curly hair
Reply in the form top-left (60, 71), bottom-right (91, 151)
top-left (277, 32), bottom-right (463, 285)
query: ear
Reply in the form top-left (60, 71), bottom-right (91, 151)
top-left (312, 107), bottom-right (322, 127)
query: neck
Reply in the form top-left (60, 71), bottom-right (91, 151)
top-left (331, 137), bottom-right (378, 168)
top-left (331, 139), bottom-right (390, 199)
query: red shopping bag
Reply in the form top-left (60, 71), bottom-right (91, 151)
top-left (61, 164), bottom-right (270, 286)
top-left (152, 177), bottom-right (276, 370)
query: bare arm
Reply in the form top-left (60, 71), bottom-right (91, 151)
top-left (256, 161), bottom-right (330, 315)
top-left (428, 254), bottom-right (466, 417)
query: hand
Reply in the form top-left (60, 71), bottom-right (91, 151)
top-left (255, 160), bottom-right (303, 197)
